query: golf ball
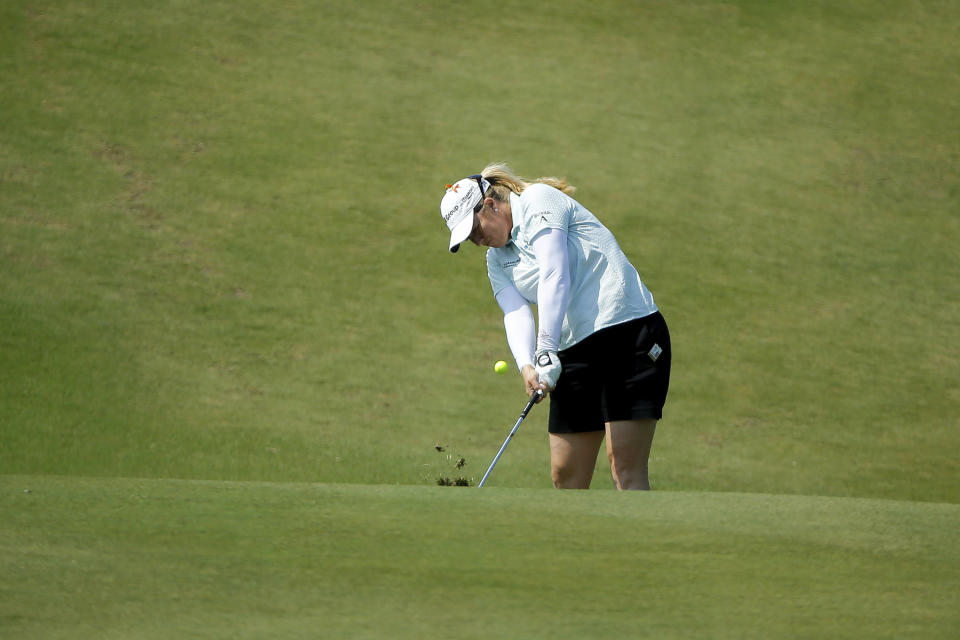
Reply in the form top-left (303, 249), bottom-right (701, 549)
top-left (494, 360), bottom-right (508, 374)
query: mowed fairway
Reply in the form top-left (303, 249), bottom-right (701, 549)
top-left (2, 476), bottom-right (958, 639)
top-left (1, 0), bottom-right (959, 638)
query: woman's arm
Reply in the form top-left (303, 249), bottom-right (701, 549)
top-left (531, 228), bottom-right (570, 389)
top-left (495, 285), bottom-right (536, 373)
top-left (531, 228), bottom-right (570, 353)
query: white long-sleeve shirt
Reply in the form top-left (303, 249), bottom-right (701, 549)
top-left (486, 183), bottom-right (658, 371)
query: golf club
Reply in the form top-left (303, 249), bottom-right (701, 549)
top-left (478, 389), bottom-right (544, 488)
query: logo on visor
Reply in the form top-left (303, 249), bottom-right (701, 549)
top-left (443, 191), bottom-right (476, 223)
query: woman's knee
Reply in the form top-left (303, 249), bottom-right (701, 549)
top-left (605, 419), bottom-right (656, 490)
top-left (551, 461), bottom-right (591, 489)
top-left (549, 431), bottom-right (603, 489)
top-left (608, 457), bottom-right (650, 490)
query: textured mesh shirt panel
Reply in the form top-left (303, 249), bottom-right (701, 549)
top-left (486, 183), bottom-right (657, 350)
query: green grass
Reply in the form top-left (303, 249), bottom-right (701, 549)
top-left (1, 0), bottom-right (959, 637)
top-left (3, 476), bottom-right (958, 639)
top-left (2, 0), bottom-right (958, 499)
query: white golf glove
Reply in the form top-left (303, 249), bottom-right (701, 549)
top-left (535, 350), bottom-right (562, 390)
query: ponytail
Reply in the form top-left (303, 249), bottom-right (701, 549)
top-left (480, 162), bottom-right (576, 201)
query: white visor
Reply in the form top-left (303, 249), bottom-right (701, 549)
top-left (440, 176), bottom-right (490, 253)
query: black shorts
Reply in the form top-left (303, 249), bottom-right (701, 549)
top-left (548, 312), bottom-right (671, 434)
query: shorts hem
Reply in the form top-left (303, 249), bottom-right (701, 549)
top-left (607, 409), bottom-right (663, 422)
top-left (547, 424), bottom-right (606, 435)
top-left (547, 411), bottom-right (663, 434)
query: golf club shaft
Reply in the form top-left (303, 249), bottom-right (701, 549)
top-left (478, 390), bottom-right (543, 488)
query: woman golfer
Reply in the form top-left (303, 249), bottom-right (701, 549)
top-left (439, 163), bottom-right (671, 490)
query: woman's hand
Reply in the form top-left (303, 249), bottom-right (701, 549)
top-left (521, 364), bottom-right (547, 402)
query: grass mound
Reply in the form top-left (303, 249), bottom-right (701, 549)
top-left (3, 476), bottom-right (958, 639)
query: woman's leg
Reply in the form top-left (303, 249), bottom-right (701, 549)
top-left (549, 431), bottom-right (605, 489)
top-left (605, 419), bottom-right (657, 490)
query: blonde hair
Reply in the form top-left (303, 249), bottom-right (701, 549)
top-left (480, 162), bottom-right (576, 201)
